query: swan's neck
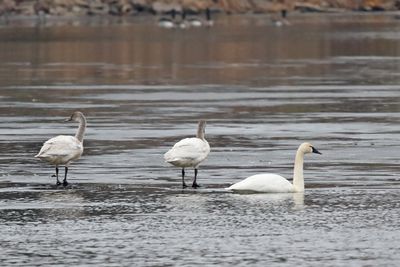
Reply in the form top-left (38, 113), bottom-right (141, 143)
top-left (196, 123), bottom-right (206, 140)
top-left (75, 116), bottom-right (86, 143)
top-left (292, 149), bottom-right (305, 192)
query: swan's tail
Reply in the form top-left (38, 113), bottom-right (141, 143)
top-left (163, 150), bottom-right (174, 163)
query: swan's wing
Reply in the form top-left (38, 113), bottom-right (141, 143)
top-left (36, 135), bottom-right (82, 158)
top-left (164, 138), bottom-right (210, 163)
top-left (227, 174), bottom-right (294, 193)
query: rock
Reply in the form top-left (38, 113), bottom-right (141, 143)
top-left (88, 0), bottom-right (109, 15)
top-left (74, 0), bottom-right (89, 6)
top-left (71, 5), bottom-right (87, 15)
top-left (152, 2), bottom-right (182, 13)
top-left (180, 0), bottom-right (211, 12)
top-left (0, 0), bottom-right (17, 15)
top-left (218, 0), bottom-right (253, 13)
top-left (121, 4), bottom-right (133, 14)
top-left (359, 0), bottom-right (395, 10)
top-left (17, 1), bottom-right (35, 15)
top-left (294, 2), bottom-right (326, 12)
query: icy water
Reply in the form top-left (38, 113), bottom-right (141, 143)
top-left (1, 13), bottom-right (400, 266)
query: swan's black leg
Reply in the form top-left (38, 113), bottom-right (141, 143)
top-left (55, 167), bottom-right (61, 186)
top-left (63, 167), bottom-right (68, 186)
top-left (182, 168), bottom-right (187, 188)
top-left (192, 168), bottom-right (200, 188)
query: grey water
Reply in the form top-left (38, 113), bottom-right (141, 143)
top-left (0, 13), bottom-right (400, 266)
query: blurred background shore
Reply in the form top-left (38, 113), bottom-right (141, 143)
top-left (1, 0), bottom-right (400, 18)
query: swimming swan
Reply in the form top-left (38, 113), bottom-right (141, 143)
top-left (35, 111), bottom-right (86, 186)
top-left (164, 120), bottom-right (210, 188)
top-left (227, 142), bottom-right (321, 193)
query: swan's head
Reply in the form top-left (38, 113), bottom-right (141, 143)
top-left (299, 142), bottom-right (322, 155)
top-left (66, 111), bottom-right (85, 122)
top-left (198, 119), bottom-right (206, 127)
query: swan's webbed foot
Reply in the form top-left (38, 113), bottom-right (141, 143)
top-left (53, 175), bottom-right (61, 186)
top-left (63, 179), bottom-right (68, 187)
top-left (192, 182), bottom-right (200, 189)
top-left (182, 182), bottom-right (187, 189)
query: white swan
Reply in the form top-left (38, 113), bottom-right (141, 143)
top-left (271, 9), bottom-right (290, 27)
top-left (35, 111), bottom-right (86, 186)
top-left (158, 12), bottom-right (189, 29)
top-left (227, 142), bottom-right (321, 193)
top-left (187, 8), bottom-right (214, 27)
top-left (158, 9), bottom-right (178, 29)
top-left (158, 17), bottom-right (176, 29)
top-left (188, 17), bottom-right (203, 27)
top-left (164, 120), bottom-right (210, 188)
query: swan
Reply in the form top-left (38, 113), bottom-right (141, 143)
top-left (227, 142), bottom-right (321, 193)
top-left (187, 8), bottom-right (214, 27)
top-left (188, 17), bottom-right (202, 27)
top-left (158, 9), bottom-right (178, 29)
top-left (271, 9), bottom-right (290, 27)
top-left (35, 111), bottom-right (86, 186)
top-left (177, 11), bottom-right (190, 29)
top-left (158, 17), bottom-right (176, 29)
top-left (164, 120), bottom-right (210, 188)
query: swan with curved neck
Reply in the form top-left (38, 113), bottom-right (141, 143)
top-left (228, 142), bottom-right (321, 193)
top-left (164, 120), bottom-right (210, 188)
top-left (35, 111), bottom-right (86, 186)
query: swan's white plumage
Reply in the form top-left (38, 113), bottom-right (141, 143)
top-left (35, 111), bottom-right (86, 185)
top-left (35, 135), bottom-right (83, 166)
top-left (158, 19), bottom-right (175, 29)
top-left (164, 137), bottom-right (210, 168)
top-left (164, 120), bottom-right (209, 188)
top-left (227, 173), bottom-right (294, 193)
top-left (227, 142), bottom-right (321, 193)
top-left (188, 19), bottom-right (202, 27)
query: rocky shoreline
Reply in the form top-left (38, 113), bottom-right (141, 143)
top-left (0, 0), bottom-right (399, 17)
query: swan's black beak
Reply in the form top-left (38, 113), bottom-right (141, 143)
top-left (312, 147), bottom-right (322, 155)
top-left (65, 116), bottom-right (72, 122)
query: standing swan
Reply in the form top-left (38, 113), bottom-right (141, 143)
top-left (227, 142), bottom-right (321, 193)
top-left (164, 120), bottom-right (210, 188)
top-left (35, 111), bottom-right (86, 186)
